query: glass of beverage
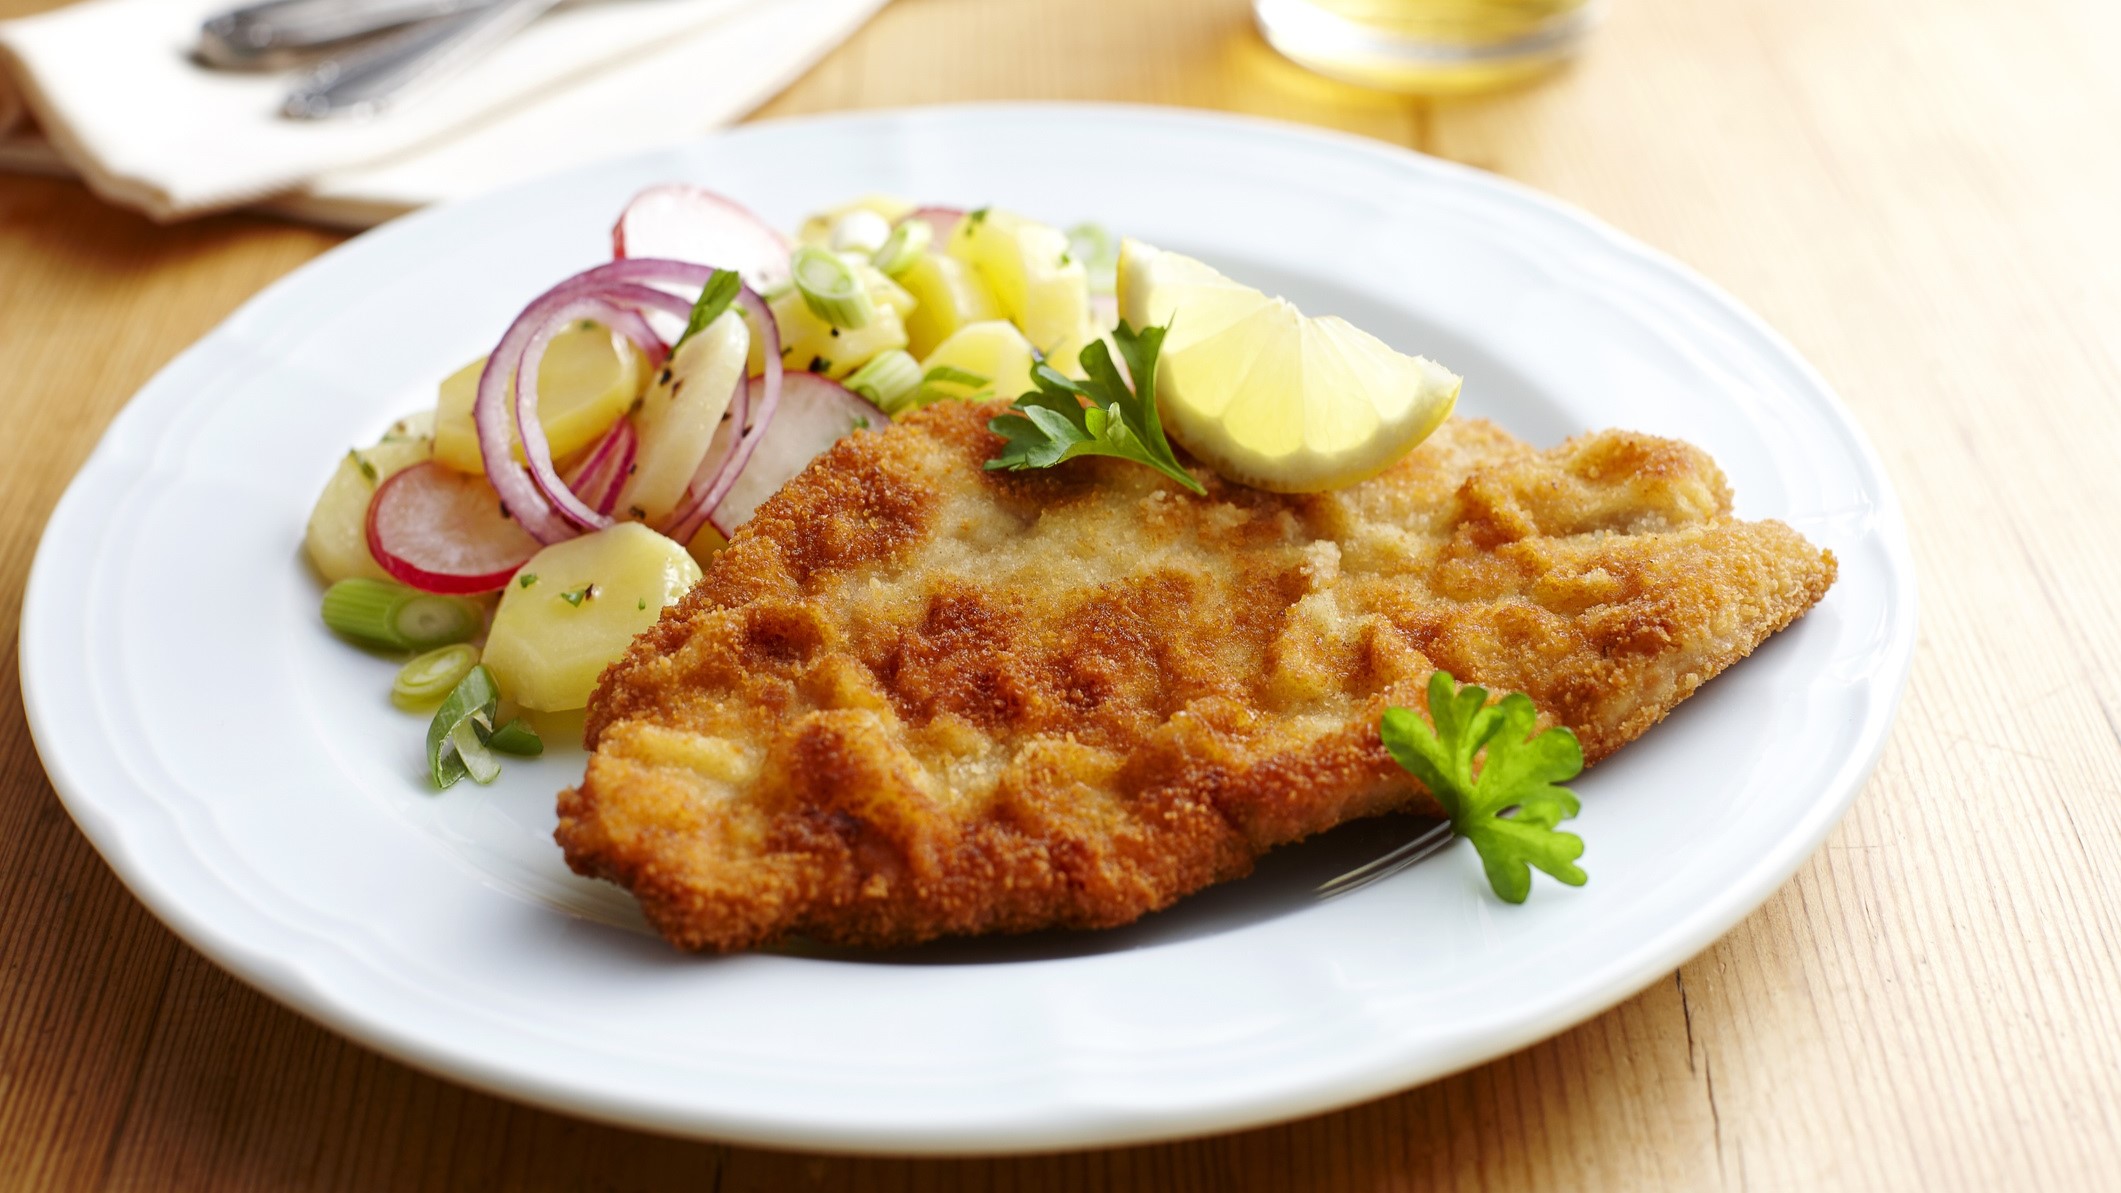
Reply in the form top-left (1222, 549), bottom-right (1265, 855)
top-left (1254, 0), bottom-right (1602, 95)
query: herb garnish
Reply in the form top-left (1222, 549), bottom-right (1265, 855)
top-left (1380, 671), bottom-right (1587, 903)
top-left (670, 268), bottom-right (741, 356)
top-left (560, 586), bottom-right (592, 607)
top-left (985, 321), bottom-right (1204, 495)
top-left (517, 573), bottom-right (538, 588)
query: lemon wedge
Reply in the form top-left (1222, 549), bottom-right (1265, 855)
top-left (1116, 239), bottom-right (1460, 493)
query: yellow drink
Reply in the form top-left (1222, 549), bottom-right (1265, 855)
top-left (1254, 0), bottom-right (1600, 95)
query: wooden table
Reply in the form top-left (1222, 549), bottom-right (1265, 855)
top-left (4, 0), bottom-right (2118, 1187)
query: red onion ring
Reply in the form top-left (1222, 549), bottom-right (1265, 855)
top-left (580, 300), bottom-right (669, 369)
top-left (476, 259), bottom-right (773, 544)
top-left (562, 416), bottom-right (637, 517)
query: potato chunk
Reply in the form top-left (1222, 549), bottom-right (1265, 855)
top-left (303, 416), bottom-right (433, 584)
top-left (431, 321), bottom-right (644, 474)
top-left (482, 523), bottom-right (702, 711)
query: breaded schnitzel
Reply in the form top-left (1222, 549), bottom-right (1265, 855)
top-left (558, 400), bottom-right (1835, 952)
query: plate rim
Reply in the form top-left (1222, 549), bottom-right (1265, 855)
top-left (20, 101), bottom-right (1917, 1154)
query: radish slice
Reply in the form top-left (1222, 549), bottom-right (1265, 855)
top-left (613, 185), bottom-right (791, 290)
top-left (902, 206), bottom-right (964, 243)
top-left (367, 462), bottom-right (542, 594)
top-left (707, 374), bottom-right (886, 537)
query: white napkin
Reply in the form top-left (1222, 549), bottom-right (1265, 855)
top-left (0, 0), bottom-right (887, 224)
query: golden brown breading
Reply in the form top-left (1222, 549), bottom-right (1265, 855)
top-left (558, 401), bottom-right (1835, 952)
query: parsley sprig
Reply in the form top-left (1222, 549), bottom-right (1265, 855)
top-left (984, 321), bottom-right (1205, 495)
top-left (1380, 671), bottom-right (1588, 903)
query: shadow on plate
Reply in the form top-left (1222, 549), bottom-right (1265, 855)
top-left (780, 812), bottom-right (1443, 967)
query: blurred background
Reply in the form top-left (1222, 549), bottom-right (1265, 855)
top-left (4, 1), bottom-right (2119, 1190)
top-left (0, 0), bottom-right (1610, 227)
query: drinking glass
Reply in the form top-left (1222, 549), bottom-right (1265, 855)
top-left (1254, 0), bottom-right (1602, 95)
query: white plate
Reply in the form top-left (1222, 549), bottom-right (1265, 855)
top-left (21, 105), bottom-right (1915, 1154)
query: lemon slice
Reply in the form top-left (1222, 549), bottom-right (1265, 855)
top-left (1116, 239), bottom-right (1460, 493)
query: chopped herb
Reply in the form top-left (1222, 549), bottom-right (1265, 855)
top-left (854, 416), bottom-right (871, 430)
top-left (349, 450), bottom-right (378, 484)
top-left (670, 269), bottom-right (742, 357)
top-left (1379, 672), bottom-right (1587, 904)
top-left (560, 586), bottom-right (591, 607)
top-left (517, 573), bottom-right (538, 588)
top-left (985, 320), bottom-right (1205, 495)
top-left (638, 597), bottom-right (648, 610)
top-left (966, 207), bottom-right (990, 227)
top-left (809, 355), bottom-right (831, 373)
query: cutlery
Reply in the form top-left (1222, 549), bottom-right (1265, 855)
top-left (281, 0), bottom-right (564, 119)
top-left (1315, 818), bottom-right (1455, 899)
top-left (198, 0), bottom-right (508, 69)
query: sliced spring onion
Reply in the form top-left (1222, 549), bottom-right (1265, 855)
top-left (828, 209), bottom-right (893, 254)
top-left (427, 664), bottom-right (501, 789)
top-left (322, 578), bottom-right (482, 652)
top-left (924, 365), bottom-right (991, 390)
top-left (392, 644), bottom-right (480, 709)
top-left (1066, 222), bottom-right (1119, 295)
top-left (487, 719), bottom-right (544, 757)
top-left (870, 219), bottom-right (932, 277)
top-left (451, 719), bottom-right (501, 784)
top-left (845, 349), bottom-right (923, 414)
top-left (790, 244), bottom-right (875, 330)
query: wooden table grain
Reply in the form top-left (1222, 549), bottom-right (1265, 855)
top-left (4, 0), bottom-right (2118, 1188)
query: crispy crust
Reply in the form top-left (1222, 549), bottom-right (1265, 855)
top-left (559, 401), bottom-right (1836, 952)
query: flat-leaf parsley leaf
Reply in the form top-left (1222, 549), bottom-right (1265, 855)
top-left (1380, 671), bottom-right (1587, 903)
top-left (984, 321), bottom-right (1205, 495)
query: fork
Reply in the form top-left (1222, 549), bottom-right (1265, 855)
top-left (1314, 817), bottom-right (1456, 899)
top-left (280, 0), bottom-right (564, 119)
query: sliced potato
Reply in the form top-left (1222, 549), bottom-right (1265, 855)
top-left (919, 320), bottom-right (1038, 404)
top-left (946, 210), bottom-right (1094, 364)
top-left (898, 251), bottom-right (1002, 358)
top-left (616, 309), bottom-right (748, 523)
top-left (757, 280), bottom-right (909, 381)
top-left (304, 420), bottom-right (433, 584)
top-left (481, 523), bottom-right (703, 711)
top-left (432, 321), bottom-right (644, 474)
